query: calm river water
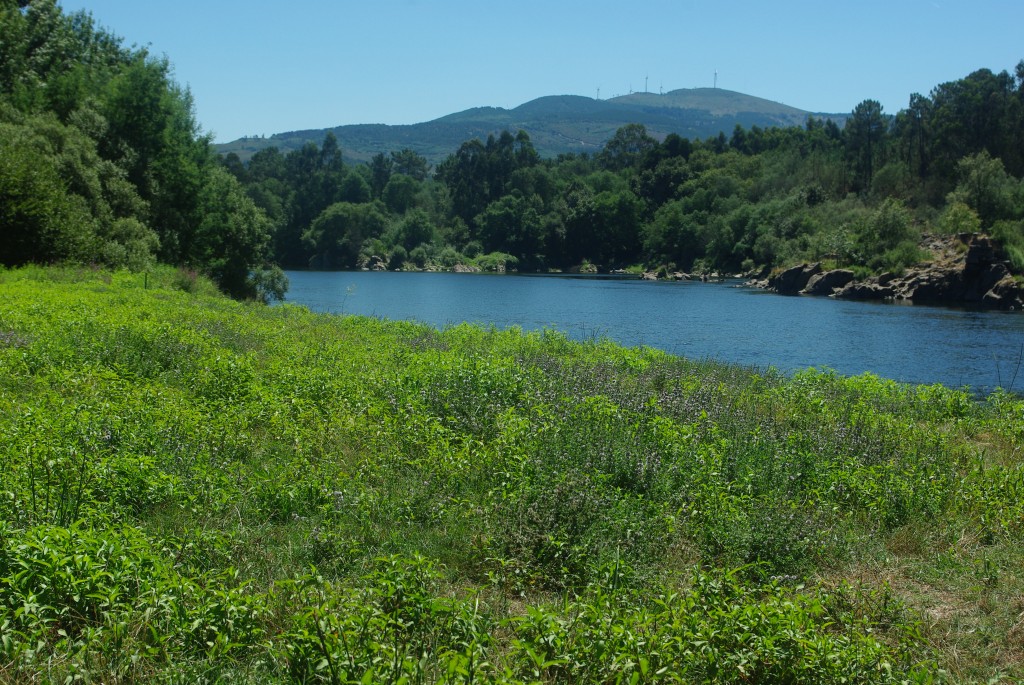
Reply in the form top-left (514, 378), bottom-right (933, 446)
top-left (281, 270), bottom-right (1024, 394)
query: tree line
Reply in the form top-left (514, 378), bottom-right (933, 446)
top-left (0, 0), bottom-right (284, 300)
top-left (225, 64), bottom-right (1024, 279)
top-left (3, 0), bottom-right (1023, 298)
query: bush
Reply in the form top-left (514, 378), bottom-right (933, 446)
top-left (474, 251), bottom-right (518, 272)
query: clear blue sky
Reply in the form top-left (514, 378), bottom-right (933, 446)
top-left (58, 0), bottom-right (1024, 144)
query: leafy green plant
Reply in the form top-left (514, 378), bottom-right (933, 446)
top-left (0, 268), bottom-right (1021, 681)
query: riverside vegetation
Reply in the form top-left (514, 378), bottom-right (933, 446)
top-left (4, 2), bottom-right (1024, 300)
top-left (1, 266), bottom-right (1023, 683)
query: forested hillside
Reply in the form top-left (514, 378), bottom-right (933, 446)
top-left (224, 63), bottom-right (1024, 281)
top-left (3, 0), bottom-right (1024, 300)
top-left (215, 88), bottom-right (838, 164)
top-left (0, 0), bottom-right (284, 300)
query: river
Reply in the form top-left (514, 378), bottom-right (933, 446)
top-left (281, 270), bottom-right (1024, 394)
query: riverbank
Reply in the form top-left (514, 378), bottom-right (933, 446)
top-left (751, 233), bottom-right (1024, 310)
top-left (1, 267), bottom-right (1023, 682)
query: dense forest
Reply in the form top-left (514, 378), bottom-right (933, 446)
top-left (226, 75), bottom-right (1024, 279)
top-left (0, 0), bottom-right (285, 300)
top-left (3, 0), bottom-right (1024, 296)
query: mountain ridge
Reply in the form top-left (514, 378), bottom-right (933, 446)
top-left (216, 88), bottom-right (846, 164)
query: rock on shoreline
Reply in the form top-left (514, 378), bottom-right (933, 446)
top-left (752, 234), bottom-right (1024, 310)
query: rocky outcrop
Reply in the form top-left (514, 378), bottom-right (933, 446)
top-left (888, 263), bottom-right (1009, 305)
top-left (832, 281), bottom-right (896, 300)
top-left (844, 235), bottom-right (1023, 308)
top-left (758, 234), bottom-right (1024, 310)
top-left (802, 269), bottom-right (855, 296)
top-left (768, 263), bottom-right (822, 295)
top-left (569, 262), bottom-right (599, 274)
top-left (986, 274), bottom-right (1024, 308)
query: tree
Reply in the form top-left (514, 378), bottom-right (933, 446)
top-left (656, 133), bottom-right (693, 164)
top-left (938, 202), bottom-right (981, 235)
top-left (220, 151), bottom-right (248, 183)
top-left (598, 123), bottom-right (658, 171)
top-left (845, 99), bottom-right (887, 192)
top-left (338, 171), bottom-right (371, 203)
top-left (248, 146), bottom-right (287, 182)
top-left (275, 134), bottom-right (350, 266)
top-left (303, 202), bottom-right (388, 269)
top-left (858, 197), bottom-right (917, 254)
top-left (642, 199), bottom-right (702, 270)
top-left (390, 148), bottom-right (429, 181)
top-left (475, 194), bottom-right (544, 259)
top-left (893, 93), bottom-right (931, 179)
top-left (0, 105), bottom-right (159, 269)
top-left (0, 125), bottom-right (95, 265)
top-left (193, 166), bottom-right (275, 299)
top-left (382, 173), bottom-right (420, 214)
top-left (0, 0), bottom-right (287, 298)
top-left (633, 156), bottom-right (691, 208)
top-left (434, 130), bottom-right (539, 237)
top-left (729, 124), bottom-right (749, 154)
top-left (435, 138), bottom-right (488, 226)
top-left (392, 209), bottom-right (436, 251)
top-left (563, 184), bottom-right (642, 267)
top-left (98, 53), bottom-right (211, 264)
top-left (947, 151), bottom-right (1018, 227)
top-left (319, 131), bottom-right (343, 173)
top-left (368, 152), bottom-right (393, 198)
top-left (927, 68), bottom-right (1019, 180)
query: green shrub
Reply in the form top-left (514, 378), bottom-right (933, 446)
top-left (0, 267), bottom-right (1018, 681)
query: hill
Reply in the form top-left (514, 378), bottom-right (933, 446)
top-left (216, 88), bottom-right (846, 164)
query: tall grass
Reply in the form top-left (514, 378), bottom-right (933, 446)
top-left (0, 268), bottom-right (1022, 682)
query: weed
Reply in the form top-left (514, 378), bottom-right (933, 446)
top-left (0, 267), bottom-right (1021, 681)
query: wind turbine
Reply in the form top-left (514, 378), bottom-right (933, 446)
top-left (714, 70), bottom-right (718, 89)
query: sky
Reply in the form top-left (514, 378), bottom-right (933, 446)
top-left (58, 0), bottom-right (1024, 144)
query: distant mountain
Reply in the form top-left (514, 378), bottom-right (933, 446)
top-left (216, 88), bottom-right (846, 165)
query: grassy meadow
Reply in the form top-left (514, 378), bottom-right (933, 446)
top-left (0, 266), bottom-right (1022, 683)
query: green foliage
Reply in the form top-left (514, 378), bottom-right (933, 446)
top-left (476, 193), bottom-right (545, 261)
top-left (856, 198), bottom-right (926, 271)
top-left (938, 201), bottom-right (982, 235)
top-left (382, 172), bottom-right (420, 214)
top-left (947, 151), bottom-right (1020, 228)
top-left (473, 251), bottom-right (518, 272)
top-left (304, 201), bottom-right (388, 269)
top-left (9, 0), bottom-right (1024, 282)
top-left (0, 122), bottom-right (95, 265)
top-left (390, 147), bottom-right (430, 180)
top-left (2, 270), bottom-right (1023, 679)
top-left (597, 122), bottom-right (659, 171)
top-left (845, 99), bottom-right (888, 192)
top-left (391, 208), bottom-right (437, 252)
top-left (0, 1), bottom-right (282, 299)
top-left (991, 220), bottom-right (1024, 271)
top-left (194, 166), bottom-right (275, 299)
top-left (209, 60), bottom-right (1024, 279)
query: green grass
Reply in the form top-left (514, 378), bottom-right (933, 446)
top-left (1, 267), bottom-right (1022, 683)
